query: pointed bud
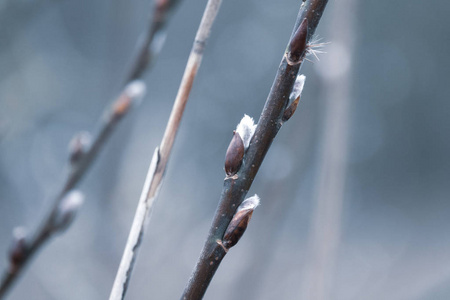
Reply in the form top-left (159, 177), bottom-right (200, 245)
top-left (236, 114), bottom-right (257, 150)
top-left (68, 131), bottom-right (92, 165)
top-left (287, 18), bottom-right (308, 65)
top-left (225, 131), bottom-right (244, 176)
top-left (112, 80), bottom-right (147, 119)
top-left (222, 195), bottom-right (260, 249)
top-left (8, 227), bottom-right (28, 269)
top-left (283, 75), bottom-right (306, 122)
top-left (224, 115), bottom-right (257, 176)
top-left (51, 190), bottom-right (84, 232)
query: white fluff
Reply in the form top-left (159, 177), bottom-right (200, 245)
top-left (12, 227), bottom-right (27, 240)
top-left (237, 194), bottom-right (260, 212)
top-left (53, 190), bottom-right (84, 230)
top-left (290, 74), bottom-right (306, 101)
top-left (125, 80), bottom-right (147, 104)
top-left (236, 114), bottom-right (257, 149)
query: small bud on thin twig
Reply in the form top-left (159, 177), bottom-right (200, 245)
top-left (224, 115), bottom-right (257, 176)
top-left (222, 194), bottom-right (260, 249)
top-left (287, 18), bottom-right (308, 65)
top-left (51, 190), bottom-right (84, 232)
top-left (8, 228), bottom-right (28, 270)
top-left (112, 80), bottom-right (147, 119)
top-left (68, 131), bottom-right (92, 165)
top-left (283, 75), bottom-right (306, 122)
top-left (224, 131), bottom-right (244, 176)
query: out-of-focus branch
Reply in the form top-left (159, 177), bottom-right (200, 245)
top-left (127, 0), bottom-right (181, 81)
top-left (180, 1), bottom-right (329, 299)
top-left (0, 0), bottom-right (182, 297)
top-left (0, 82), bottom-right (146, 299)
top-left (109, 1), bottom-right (223, 299)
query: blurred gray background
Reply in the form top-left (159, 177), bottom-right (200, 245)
top-left (1, 0), bottom-right (450, 299)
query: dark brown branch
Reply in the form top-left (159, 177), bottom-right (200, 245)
top-left (180, 1), bottom-right (329, 299)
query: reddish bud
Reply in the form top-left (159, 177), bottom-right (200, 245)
top-left (287, 18), bottom-right (308, 65)
top-left (9, 228), bottom-right (28, 268)
top-left (222, 195), bottom-right (260, 249)
top-left (224, 131), bottom-right (244, 176)
top-left (282, 96), bottom-right (300, 122)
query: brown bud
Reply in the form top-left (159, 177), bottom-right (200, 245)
top-left (224, 131), bottom-right (244, 176)
top-left (112, 81), bottom-right (146, 119)
top-left (222, 209), bottom-right (253, 249)
top-left (282, 96), bottom-right (300, 122)
top-left (287, 18), bottom-right (308, 65)
top-left (222, 195), bottom-right (260, 249)
top-left (68, 132), bottom-right (91, 165)
top-left (112, 94), bottom-right (133, 119)
top-left (9, 228), bottom-right (28, 268)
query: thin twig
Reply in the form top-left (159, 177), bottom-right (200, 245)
top-left (0, 82), bottom-right (145, 299)
top-left (108, 1), bottom-right (223, 299)
top-left (180, 1), bottom-right (329, 299)
top-left (0, 0), bottom-right (181, 297)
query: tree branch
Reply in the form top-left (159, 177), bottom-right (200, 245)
top-left (0, 0), bottom-right (181, 297)
top-left (109, 1), bottom-right (223, 299)
top-left (180, 1), bottom-right (329, 299)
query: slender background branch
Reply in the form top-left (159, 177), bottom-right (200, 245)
top-left (109, 0), bottom-right (223, 299)
top-left (180, 0), bottom-right (329, 299)
top-left (0, 0), bottom-right (181, 298)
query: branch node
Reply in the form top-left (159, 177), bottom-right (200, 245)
top-left (215, 239), bottom-right (229, 253)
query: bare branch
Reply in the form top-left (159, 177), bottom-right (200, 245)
top-left (0, 81), bottom-right (146, 298)
top-left (180, 1), bottom-right (329, 299)
top-left (0, 0), bottom-right (181, 296)
top-left (109, 1), bottom-right (223, 299)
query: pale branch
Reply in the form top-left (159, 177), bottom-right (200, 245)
top-left (108, 0), bottom-right (223, 299)
top-left (0, 0), bottom-right (181, 296)
top-left (180, 0), bottom-right (329, 299)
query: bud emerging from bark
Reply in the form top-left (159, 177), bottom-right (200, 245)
top-left (112, 80), bottom-right (147, 119)
top-left (8, 227), bottom-right (28, 269)
top-left (68, 131), bottom-right (92, 165)
top-left (224, 131), bottom-right (244, 176)
top-left (52, 190), bottom-right (84, 232)
top-left (283, 74), bottom-right (306, 122)
top-left (287, 18), bottom-right (308, 65)
top-left (224, 115), bottom-right (257, 176)
top-left (222, 195), bottom-right (260, 249)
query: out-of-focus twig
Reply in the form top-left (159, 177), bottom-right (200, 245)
top-left (0, 83), bottom-right (146, 299)
top-left (127, 0), bottom-right (181, 82)
top-left (0, 0), bottom-right (182, 297)
top-left (109, 1), bottom-right (223, 299)
top-left (180, 1), bottom-right (329, 299)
